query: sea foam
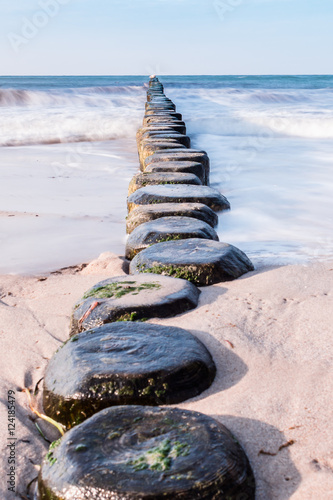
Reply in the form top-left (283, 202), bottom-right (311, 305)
top-left (0, 86), bottom-right (145, 146)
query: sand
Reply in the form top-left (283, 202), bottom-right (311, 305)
top-left (0, 252), bottom-right (332, 499)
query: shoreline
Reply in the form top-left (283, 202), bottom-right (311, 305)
top-left (0, 253), bottom-right (332, 498)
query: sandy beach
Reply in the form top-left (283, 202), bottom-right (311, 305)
top-left (1, 0), bottom-right (332, 492)
top-left (1, 252), bottom-right (332, 499)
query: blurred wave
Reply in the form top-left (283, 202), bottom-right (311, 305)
top-left (0, 85), bottom-right (145, 146)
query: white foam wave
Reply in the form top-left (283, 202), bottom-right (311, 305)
top-left (0, 85), bottom-right (143, 108)
top-left (0, 86), bottom-right (146, 146)
top-left (243, 112), bottom-right (333, 139)
top-left (167, 88), bottom-right (333, 139)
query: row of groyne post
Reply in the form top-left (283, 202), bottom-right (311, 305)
top-left (36, 77), bottom-right (255, 499)
top-left (126, 76), bottom-right (254, 284)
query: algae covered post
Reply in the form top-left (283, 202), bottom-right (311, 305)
top-left (43, 323), bottom-right (216, 428)
top-left (70, 274), bottom-right (200, 334)
top-left (39, 406), bottom-right (255, 499)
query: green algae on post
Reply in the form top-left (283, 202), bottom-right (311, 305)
top-left (43, 322), bottom-right (216, 428)
top-left (115, 311), bottom-right (148, 322)
top-left (127, 438), bottom-right (190, 472)
top-left (138, 264), bottom-right (205, 284)
top-left (83, 281), bottom-right (160, 300)
top-left (70, 274), bottom-right (200, 335)
top-left (130, 238), bottom-right (254, 286)
top-left (38, 406), bottom-right (255, 499)
top-left (45, 439), bottom-right (61, 466)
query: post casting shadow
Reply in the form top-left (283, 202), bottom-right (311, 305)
top-left (214, 414), bottom-right (301, 500)
top-left (185, 328), bottom-right (249, 402)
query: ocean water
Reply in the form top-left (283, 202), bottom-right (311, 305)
top-left (0, 75), bottom-right (332, 273)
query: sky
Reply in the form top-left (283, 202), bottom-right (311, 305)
top-left (0, 0), bottom-right (332, 75)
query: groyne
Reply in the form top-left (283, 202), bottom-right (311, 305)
top-left (37, 77), bottom-right (255, 499)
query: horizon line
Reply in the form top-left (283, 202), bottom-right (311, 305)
top-left (1, 74), bottom-right (333, 77)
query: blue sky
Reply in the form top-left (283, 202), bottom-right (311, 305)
top-left (0, 0), bottom-right (332, 75)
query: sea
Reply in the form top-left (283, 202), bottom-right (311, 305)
top-left (0, 75), bottom-right (332, 274)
